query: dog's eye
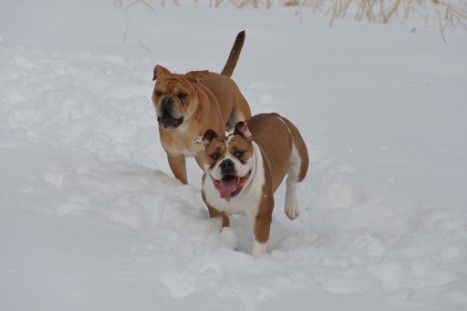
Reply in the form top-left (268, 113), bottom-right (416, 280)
top-left (234, 151), bottom-right (245, 159)
top-left (177, 92), bottom-right (188, 100)
top-left (155, 90), bottom-right (162, 97)
top-left (210, 152), bottom-right (220, 161)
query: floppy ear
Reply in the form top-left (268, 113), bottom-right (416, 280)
top-left (234, 121), bottom-right (252, 142)
top-left (153, 65), bottom-right (171, 81)
top-left (202, 129), bottom-right (219, 148)
top-left (186, 70), bottom-right (209, 83)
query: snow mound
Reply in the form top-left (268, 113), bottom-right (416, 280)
top-left (1, 5), bottom-right (467, 310)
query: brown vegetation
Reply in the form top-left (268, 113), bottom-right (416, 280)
top-left (116, 0), bottom-right (467, 40)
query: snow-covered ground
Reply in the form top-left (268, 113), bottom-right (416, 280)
top-left (1, 1), bottom-right (466, 310)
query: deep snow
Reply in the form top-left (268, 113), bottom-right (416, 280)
top-left (1, 1), bottom-right (466, 310)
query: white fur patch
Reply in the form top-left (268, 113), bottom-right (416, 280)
top-left (181, 149), bottom-right (198, 157)
top-left (202, 142), bottom-right (265, 218)
top-left (252, 240), bottom-right (266, 259)
top-left (285, 177), bottom-right (299, 220)
top-left (284, 144), bottom-right (300, 220)
top-left (193, 136), bottom-right (203, 144)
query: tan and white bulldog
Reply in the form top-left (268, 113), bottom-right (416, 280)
top-left (151, 31), bottom-right (251, 184)
top-left (201, 113), bottom-right (309, 258)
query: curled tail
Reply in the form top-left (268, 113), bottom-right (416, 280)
top-left (220, 31), bottom-right (246, 77)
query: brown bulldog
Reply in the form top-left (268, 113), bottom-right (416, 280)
top-left (201, 113), bottom-right (309, 258)
top-left (151, 31), bottom-right (251, 184)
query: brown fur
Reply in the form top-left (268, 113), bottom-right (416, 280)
top-left (245, 113), bottom-right (308, 191)
top-left (221, 30), bottom-right (245, 77)
top-left (244, 114), bottom-right (308, 244)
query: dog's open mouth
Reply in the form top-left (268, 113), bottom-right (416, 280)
top-left (211, 171), bottom-right (251, 201)
top-left (157, 113), bottom-right (184, 129)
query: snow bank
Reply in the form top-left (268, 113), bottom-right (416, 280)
top-left (1, 1), bottom-right (466, 311)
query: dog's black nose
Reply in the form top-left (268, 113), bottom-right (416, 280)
top-left (161, 97), bottom-right (174, 114)
top-left (220, 159), bottom-right (235, 176)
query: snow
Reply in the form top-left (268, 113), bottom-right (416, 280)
top-left (1, 0), bottom-right (467, 310)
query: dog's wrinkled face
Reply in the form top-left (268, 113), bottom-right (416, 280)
top-left (202, 122), bottom-right (254, 201)
top-left (152, 65), bottom-right (209, 130)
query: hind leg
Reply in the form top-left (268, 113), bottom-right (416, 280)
top-left (227, 95), bottom-right (251, 131)
top-left (226, 113), bottom-right (246, 132)
top-left (285, 177), bottom-right (299, 220)
top-left (284, 146), bottom-right (301, 220)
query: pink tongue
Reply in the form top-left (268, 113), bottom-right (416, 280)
top-left (218, 179), bottom-right (237, 201)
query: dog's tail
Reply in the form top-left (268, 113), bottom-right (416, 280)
top-left (220, 31), bottom-right (246, 77)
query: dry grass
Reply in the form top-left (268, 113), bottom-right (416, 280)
top-left (324, 0), bottom-right (467, 34)
top-left (259, 0), bottom-right (467, 39)
top-left (211, 0), bottom-right (274, 8)
top-left (115, 0), bottom-right (180, 9)
top-left (116, 0), bottom-right (467, 40)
